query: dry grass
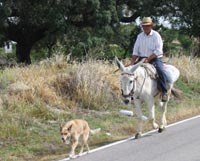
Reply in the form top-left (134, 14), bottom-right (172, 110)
top-left (0, 54), bottom-right (199, 124)
top-left (164, 56), bottom-right (200, 83)
top-left (2, 57), bottom-right (199, 105)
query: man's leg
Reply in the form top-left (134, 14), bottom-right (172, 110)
top-left (151, 58), bottom-right (168, 101)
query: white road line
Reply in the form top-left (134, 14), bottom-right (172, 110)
top-left (57, 115), bottom-right (200, 161)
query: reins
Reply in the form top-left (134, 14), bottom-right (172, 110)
top-left (136, 67), bottom-right (147, 99)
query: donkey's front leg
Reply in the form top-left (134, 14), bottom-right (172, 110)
top-left (134, 100), bottom-right (143, 139)
top-left (147, 100), bottom-right (158, 129)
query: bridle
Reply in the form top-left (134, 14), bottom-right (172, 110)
top-left (121, 67), bottom-right (147, 100)
top-left (121, 73), bottom-right (136, 98)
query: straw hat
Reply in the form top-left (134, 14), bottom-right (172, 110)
top-left (141, 17), bottom-right (153, 26)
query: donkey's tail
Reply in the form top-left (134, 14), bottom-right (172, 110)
top-left (171, 87), bottom-right (182, 99)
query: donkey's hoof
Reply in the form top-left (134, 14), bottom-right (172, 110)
top-left (135, 133), bottom-right (142, 139)
top-left (69, 154), bottom-right (76, 159)
top-left (158, 127), bottom-right (166, 133)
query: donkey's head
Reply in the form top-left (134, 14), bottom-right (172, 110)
top-left (115, 57), bottom-right (144, 104)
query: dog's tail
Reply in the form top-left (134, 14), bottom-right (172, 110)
top-left (90, 128), bottom-right (101, 135)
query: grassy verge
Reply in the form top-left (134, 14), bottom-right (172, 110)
top-left (0, 55), bottom-right (199, 161)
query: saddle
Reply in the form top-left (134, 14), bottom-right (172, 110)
top-left (141, 63), bottom-right (158, 79)
top-left (141, 63), bottom-right (163, 94)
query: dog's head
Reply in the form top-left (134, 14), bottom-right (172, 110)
top-left (60, 123), bottom-right (73, 144)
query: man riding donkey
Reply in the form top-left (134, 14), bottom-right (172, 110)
top-left (115, 17), bottom-right (180, 138)
top-left (128, 17), bottom-right (169, 102)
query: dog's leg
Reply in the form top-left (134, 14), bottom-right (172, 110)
top-left (78, 144), bottom-right (84, 156)
top-left (78, 137), bottom-right (84, 156)
top-left (69, 140), bottom-right (78, 158)
top-left (78, 133), bottom-right (90, 156)
top-left (84, 133), bottom-right (90, 153)
top-left (86, 142), bottom-right (90, 152)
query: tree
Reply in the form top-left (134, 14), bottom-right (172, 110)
top-left (0, 0), bottom-right (122, 64)
top-left (170, 0), bottom-right (200, 57)
top-left (117, 0), bottom-right (174, 23)
top-left (0, 0), bottom-right (67, 64)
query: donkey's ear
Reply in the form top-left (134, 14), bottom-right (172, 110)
top-left (130, 59), bottom-right (144, 73)
top-left (114, 56), bottom-right (120, 69)
top-left (115, 56), bottom-right (125, 72)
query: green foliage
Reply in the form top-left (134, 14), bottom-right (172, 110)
top-left (105, 45), bottom-right (125, 59)
top-left (128, 25), bottom-right (141, 56)
top-left (161, 28), bottom-right (178, 55)
top-left (178, 35), bottom-right (192, 50)
top-left (30, 48), bottom-right (48, 63)
top-left (0, 33), bottom-right (5, 46)
top-left (161, 28), bottom-right (178, 43)
top-left (172, 0), bottom-right (200, 37)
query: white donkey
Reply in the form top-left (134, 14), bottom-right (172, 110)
top-left (115, 57), bottom-right (180, 138)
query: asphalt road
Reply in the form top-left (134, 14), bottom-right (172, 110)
top-left (58, 115), bottom-right (200, 161)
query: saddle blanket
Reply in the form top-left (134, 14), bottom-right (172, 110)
top-left (142, 63), bottom-right (180, 83)
top-left (163, 63), bottom-right (180, 83)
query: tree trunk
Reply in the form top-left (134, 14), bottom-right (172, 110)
top-left (198, 37), bottom-right (200, 57)
top-left (16, 43), bottom-right (32, 65)
top-left (47, 42), bottom-right (55, 58)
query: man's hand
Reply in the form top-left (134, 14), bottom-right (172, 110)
top-left (143, 58), bottom-right (149, 63)
top-left (145, 54), bottom-right (157, 63)
top-left (125, 63), bottom-right (132, 67)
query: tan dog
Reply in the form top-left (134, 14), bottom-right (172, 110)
top-left (60, 119), bottom-right (100, 158)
